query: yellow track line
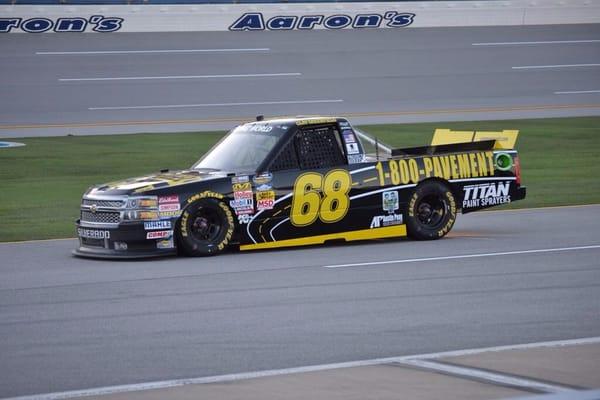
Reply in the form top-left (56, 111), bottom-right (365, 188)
top-left (1, 104), bottom-right (599, 131)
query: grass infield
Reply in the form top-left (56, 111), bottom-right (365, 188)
top-left (0, 116), bottom-right (598, 242)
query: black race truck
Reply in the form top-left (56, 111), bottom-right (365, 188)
top-left (74, 116), bottom-right (525, 259)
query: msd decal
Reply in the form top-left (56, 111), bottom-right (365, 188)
top-left (0, 16), bottom-right (123, 33)
top-left (229, 11), bottom-right (414, 31)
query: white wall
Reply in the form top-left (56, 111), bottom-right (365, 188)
top-left (1, 0), bottom-right (599, 33)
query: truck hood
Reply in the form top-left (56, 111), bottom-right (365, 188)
top-left (87, 169), bottom-right (227, 196)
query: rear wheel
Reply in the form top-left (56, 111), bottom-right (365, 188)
top-left (406, 180), bottom-right (457, 240)
top-left (177, 197), bottom-right (235, 256)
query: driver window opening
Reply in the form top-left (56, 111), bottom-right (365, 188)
top-left (294, 125), bottom-right (347, 170)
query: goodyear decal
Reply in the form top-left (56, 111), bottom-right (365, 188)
top-left (0, 16), bottom-right (123, 33)
top-left (230, 12), bottom-right (414, 31)
top-left (375, 151), bottom-right (495, 186)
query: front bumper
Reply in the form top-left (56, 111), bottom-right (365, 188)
top-left (72, 247), bottom-right (175, 259)
top-left (73, 220), bottom-right (177, 259)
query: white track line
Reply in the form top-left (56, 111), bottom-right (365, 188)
top-left (59, 73), bottom-right (301, 82)
top-left (323, 244), bottom-right (600, 268)
top-left (4, 336), bottom-right (599, 400)
top-left (37, 48), bottom-right (269, 55)
top-left (401, 359), bottom-right (573, 393)
top-left (90, 99), bottom-right (343, 111)
top-left (512, 64), bottom-right (600, 70)
top-left (555, 90), bottom-right (600, 95)
top-left (473, 39), bottom-right (600, 46)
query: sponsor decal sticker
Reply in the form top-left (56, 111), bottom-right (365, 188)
top-left (463, 181), bottom-right (511, 208)
top-left (256, 190), bottom-right (275, 211)
top-left (139, 211), bottom-right (159, 220)
top-left (147, 230), bottom-right (173, 240)
top-left (342, 132), bottom-right (356, 143)
top-left (494, 152), bottom-right (513, 171)
top-left (348, 154), bottom-right (365, 164)
top-left (233, 181), bottom-right (252, 194)
top-left (253, 172), bottom-right (273, 186)
top-left (370, 214), bottom-right (403, 229)
top-left (248, 124), bottom-right (273, 133)
top-left (237, 214), bottom-right (252, 224)
top-left (78, 228), bottom-right (110, 239)
top-left (158, 203), bottom-right (180, 212)
top-left (159, 195), bottom-right (179, 204)
top-left (156, 238), bottom-right (175, 249)
top-left (230, 198), bottom-right (254, 214)
top-left (159, 210), bottom-right (182, 219)
top-left (231, 175), bottom-right (249, 184)
top-left (232, 177), bottom-right (254, 215)
top-left (295, 117), bottom-right (337, 126)
top-left (346, 142), bottom-right (360, 155)
top-left (382, 190), bottom-right (399, 213)
top-left (144, 220), bottom-right (172, 230)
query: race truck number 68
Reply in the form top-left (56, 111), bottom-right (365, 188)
top-left (290, 169), bottom-right (351, 226)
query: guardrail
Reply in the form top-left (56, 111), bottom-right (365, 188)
top-left (2, 0), bottom-right (599, 32)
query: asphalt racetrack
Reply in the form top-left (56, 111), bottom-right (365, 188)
top-left (2, 23), bottom-right (600, 137)
top-left (1, 205), bottom-right (599, 398)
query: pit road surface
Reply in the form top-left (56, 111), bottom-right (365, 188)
top-left (1, 205), bottom-right (599, 398)
top-left (2, 24), bottom-right (600, 137)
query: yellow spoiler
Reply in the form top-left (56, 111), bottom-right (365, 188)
top-left (431, 129), bottom-right (519, 150)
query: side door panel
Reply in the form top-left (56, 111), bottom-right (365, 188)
top-left (240, 123), bottom-right (400, 247)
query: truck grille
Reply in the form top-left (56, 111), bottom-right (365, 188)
top-left (82, 199), bottom-right (125, 208)
top-left (81, 211), bottom-right (121, 224)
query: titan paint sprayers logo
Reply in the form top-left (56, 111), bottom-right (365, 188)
top-left (229, 11), bottom-right (415, 31)
top-left (0, 16), bottom-right (123, 33)
top-left (462, 181), bottom-right (511, 208)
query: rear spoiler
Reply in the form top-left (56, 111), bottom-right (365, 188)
top-left (431, 129), bottom-right (519, 150)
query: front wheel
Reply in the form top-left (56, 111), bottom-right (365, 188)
top-left (177, 197), bottom-right (235, 256)
top-left (406, 180), bottom-right (457, 240)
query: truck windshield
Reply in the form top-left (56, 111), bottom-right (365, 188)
top-left (192, 123), bottom-right (289, 173)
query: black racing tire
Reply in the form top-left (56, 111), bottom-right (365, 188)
top-left (406, 180), bottom-right (457, 240)
top-left (177, 197), bottom-right (235, 256)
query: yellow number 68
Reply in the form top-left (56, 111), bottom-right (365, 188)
top-left (290, 170), bottom-right (351, 227)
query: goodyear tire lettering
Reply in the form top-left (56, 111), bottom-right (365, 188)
top-left (178, 192), bottom-right (233, 256)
